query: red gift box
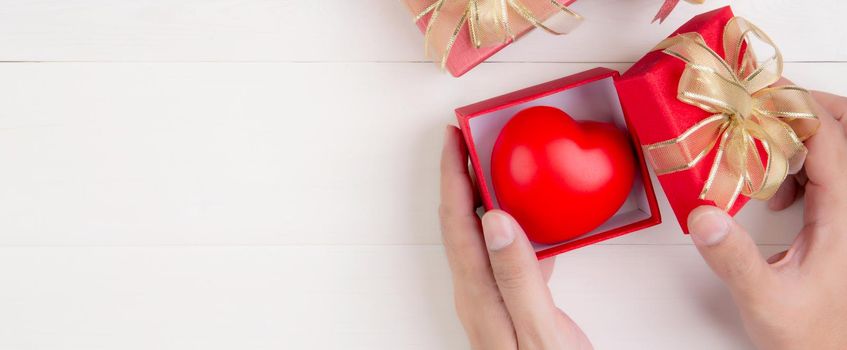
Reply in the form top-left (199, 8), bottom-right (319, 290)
top-left (457, 68), bottom-right (662, 258)
top-left (405, 0), bottom-right (578, 77)
top-left (617, 6), bottom-right (744, 233)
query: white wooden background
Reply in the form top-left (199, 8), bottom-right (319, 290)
top-left (0, 1), bottom-right (844, 349)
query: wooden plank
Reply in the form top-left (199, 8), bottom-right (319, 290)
top-left (0, 0), bottom-right (842, 63)
top-left (0, 244), bottom-right (785, 349)
top-left (0, 62), bottom-right (842, 246)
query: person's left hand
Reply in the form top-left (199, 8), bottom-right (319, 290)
top-left (439, 125), bottom-right (593, 349)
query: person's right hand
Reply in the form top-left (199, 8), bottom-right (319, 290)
top-left (686, 90), bottom-right (847, 350)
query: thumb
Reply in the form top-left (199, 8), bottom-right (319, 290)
top-left (687, 206), bottom-right (773, 296)
top-left (481, 210), bottom-right (562, 346)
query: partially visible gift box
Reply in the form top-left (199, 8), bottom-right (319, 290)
top-left (404, 0), bottom-right (581, 77)
top-left (457, 68), bottom-right (662, 258)
top-left (653, 0), bottom-right (706, 23)
top-left (618, 6), bottom-right (819, 232)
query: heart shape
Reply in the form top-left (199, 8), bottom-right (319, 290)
top-left (491, 106), bottom-right (636, 244)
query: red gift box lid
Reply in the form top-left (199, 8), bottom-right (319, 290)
top-left (456, 68), bottom-right (662, 258)
top-left (617, 6), bottom-right (746, 233)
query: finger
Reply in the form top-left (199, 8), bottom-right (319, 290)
top-left (804, 95), bottom-right (847, 186)
top-left (800, 96), bottom-right (847, 226)
top-left (776, 79), bottom-right (845, 127)
top-left (777, 79), bottom-right (846, 124)
top-left (482, 210), bottom-right (566, 348)
top-left (540, 257), bottom-right (556, 284)
top-left (440, 126), bottom-right (517, 349)
top-left (811, 90), bottom-right (847, 122)
top-left (687, 206), bottom-right (775, 298)
top-left (775, 79), bottom-right (845, 134)
top-left (440, 126), bottom-right (488, 273)
top-left (440, 125), bottom-right (477, 223)
top-left (811, 91), bottom-right (847, 143)
top-left (773, 77), bottom-right (793, 86)
top-left (767, 175), bottom-right (799, 211)
top-left (795, 168), bottom-right (808, 187)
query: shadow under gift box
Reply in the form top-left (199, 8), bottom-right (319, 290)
top-left (456, 68), bottom-right (662, 259)
top-left (406, 0), bottom-right (578, 77)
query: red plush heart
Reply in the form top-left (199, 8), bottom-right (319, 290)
top-left (491, 106), bottom-right (636, 244)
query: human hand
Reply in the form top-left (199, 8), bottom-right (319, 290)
top-left (439, 126), bottom-right (593, 350)
top-left (686, 90), bottom-right (847, 350)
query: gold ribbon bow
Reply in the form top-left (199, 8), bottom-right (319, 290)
top-left (405, 0), bottom-right (582, 68)
top-left (644, 17), bottom-right (819, 211)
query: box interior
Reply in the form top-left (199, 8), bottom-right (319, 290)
top-left (466, 77), bottom-right (654, 251)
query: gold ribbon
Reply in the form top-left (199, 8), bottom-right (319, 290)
top-left (644, 17), bottom-right (819, 210)
top-left (404, 0), bottom-right (582, 69)
top-left (654, 0), bottom-right (705, 23)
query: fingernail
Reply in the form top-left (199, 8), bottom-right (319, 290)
top-left (482, 211), bottom-right (516, 251)
top-left (688, 207), bottom-right (730, 246)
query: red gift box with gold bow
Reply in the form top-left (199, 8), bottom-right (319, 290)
top-left (618, 6), bottom-right (819, 232)
top-left (403, 0), bottom-right (582, 77)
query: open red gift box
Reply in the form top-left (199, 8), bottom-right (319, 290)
top-left (456, 68), bottom-right (662, 259)
top-left (456, 7), bottom-right (757, 258)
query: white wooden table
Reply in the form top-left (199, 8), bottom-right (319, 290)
top-left (0, 1), bottom-right (844, 349)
